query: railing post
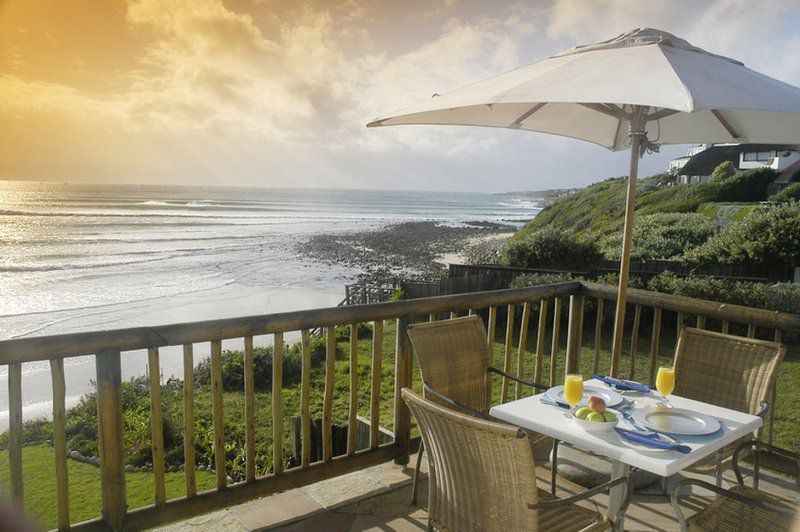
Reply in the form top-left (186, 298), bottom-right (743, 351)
top-left (393, 317), bottom-right (412, 464)
top-left (565, 295), bottom-right (584, 375)
top-left (96, 350), bottom-right (126, 531)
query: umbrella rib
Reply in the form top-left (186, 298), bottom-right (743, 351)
top-left (645, 109), bottom-right (679, 121)
top-left (711, 109), bottom-right (740, 140)
top-left (510, 103), bottom-right (546, 129)
top-left (578, 103), bottom-right (627, 119)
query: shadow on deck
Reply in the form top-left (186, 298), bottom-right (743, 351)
top-left (159, 451), bottom-right (799, 531)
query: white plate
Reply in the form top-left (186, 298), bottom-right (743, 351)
top-left (617, 432), bottom-right (680, 453)
top-left (546, 385), bottom-right (624, 408)
top-left (632, 407), bottom-right (721, 436)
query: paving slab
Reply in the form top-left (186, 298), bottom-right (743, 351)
top-left (304, 469), bottom-right (389, 509)
top-left (229, 490), bottom-right (323, 530)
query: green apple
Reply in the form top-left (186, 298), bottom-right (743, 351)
top-left (586, 412), bottom-right (606, 423)
top-left (575, 407), bottom-right (592, 420)
top-left (602, 411), bottom-right (617, 422)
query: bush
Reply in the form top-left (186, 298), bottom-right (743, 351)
top-left (509, 272), bottom-right (577, 288)
top-left (335, 323), bottom-right (374, 340)
top-left (770, 183), bottom-right (800, 203)
top-left (599, 213), bottom-right (715, 260)
top-left (684, 202), bottom-right (800, 265)
top-left (647, 271), bottom-right (800, 314)
top-left (637, 167), bottom-right (778, 214)
top-left (463, 235), bottom-right (507, 264)
top-left (711, 161), bottom-right (736, 181)
top-left (192, 339), bottom-right (339, 393)
top-left (504, 227), bottom-right (600, 269)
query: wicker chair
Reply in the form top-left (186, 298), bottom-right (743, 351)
top-left (671, 327), bottom-right (785, 486)
top-left (402, 388), bottom-right (630, 532)
top-left (671, 440), bottom-right (797, 532)
top-left (406, 315), bottom-right (551, 504)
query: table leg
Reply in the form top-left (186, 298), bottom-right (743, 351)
top-left (608, 461), bottom-right (630, 531)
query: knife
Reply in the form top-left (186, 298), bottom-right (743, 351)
top-left (593, 374), bottom-right (651, 393)
top-left (615, 427), bottom-right (691, 454)
top-left (539, 396), bottom-right (570, 409)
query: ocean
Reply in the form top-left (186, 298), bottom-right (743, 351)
top-left (0, 180), bottom-right (541, 428)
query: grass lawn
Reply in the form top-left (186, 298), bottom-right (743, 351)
top-left (0, 444), bottom-right (216, 529)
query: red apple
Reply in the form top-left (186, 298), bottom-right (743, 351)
top-left (587, 395), bottom-right (606, 413)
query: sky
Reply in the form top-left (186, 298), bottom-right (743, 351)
top-left (2, 0), bottom-right (800, 192)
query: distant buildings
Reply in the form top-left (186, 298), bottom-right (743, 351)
top-left (668, 144), bottom-right (800, 184)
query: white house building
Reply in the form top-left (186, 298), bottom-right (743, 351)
top-left (669, 144), bottom-right (799, 184)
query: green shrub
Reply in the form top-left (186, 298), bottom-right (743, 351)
top-left (711, 161), bottom-right (736, 181)
top-left (684, 202), bottom-right (800, 265)
top-left (770, 183), bottom-right (800, 203)
top-left (505, 227), bottom-right (600, 269)
top-left (509, 272), bottom-right (577, 288)
top-left (334, 323), bottom-right (374, 341)
top-left (637, 167), bottom-right (777, 214)
top-left (599, 213), bottom-right (715, 260)
top-left (647, 271), bottom-right (800, 314)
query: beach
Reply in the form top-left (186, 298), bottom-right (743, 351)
top-left (0, 181), bottom-right (541, 428)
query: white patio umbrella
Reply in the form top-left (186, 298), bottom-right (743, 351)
top-left (367, 27), bottom-right (800, 375)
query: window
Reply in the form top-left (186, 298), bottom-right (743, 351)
top-left (744, 152), bottom-right (757, 161)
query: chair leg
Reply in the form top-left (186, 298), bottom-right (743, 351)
top-left (411, 439), bottom-right (425, 505)
top-left (551, 439), bottom-right (559, 495)
top-left (715, 450), bottom-right (723, 487)
top-left (753, 448), bottom-right (760, 489)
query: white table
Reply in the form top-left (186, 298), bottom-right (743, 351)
top-left (489, 379), bottom-right (762, 528)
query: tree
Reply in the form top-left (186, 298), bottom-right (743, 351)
top-left (711, 160), bottom-right (736, 181)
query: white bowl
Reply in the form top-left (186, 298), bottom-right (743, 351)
top-left (569, 407), bottom-right (620, 432)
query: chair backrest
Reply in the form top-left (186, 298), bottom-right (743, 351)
top-left (407, 315), bottom-right (492, 413)
top-left (401, 388), bottom-right (538, 531)
top-left (673, 327), bottom-right (785, 416)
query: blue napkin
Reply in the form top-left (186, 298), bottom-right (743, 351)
top-left (593, 374), bottom-right (651, 393)
top-left (615, 427), bottom-right (692, 454)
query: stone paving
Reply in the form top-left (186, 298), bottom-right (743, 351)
top-left (157, 451), bottom-right (799, 531)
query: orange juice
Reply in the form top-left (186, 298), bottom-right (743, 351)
top-left (656, 367), bottom-right (676, 397)
top-left (564, 374), bottom-right (584, 407)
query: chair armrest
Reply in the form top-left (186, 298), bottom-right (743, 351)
top-left (528, 475), bottom-right (629, 509)
top-left (755, 400), bottom-right (769, 419)
top-left (422, 383), bottom-right (493, 421)
top-left (733, 439), bottom-right (800, 485)
top-left (488, 366), bottom-right (549, 392)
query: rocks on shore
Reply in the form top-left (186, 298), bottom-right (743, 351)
top-left (298, 220), bottom-right (514, 277)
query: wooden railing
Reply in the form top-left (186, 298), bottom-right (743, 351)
top-left (1, 280), bottom-right (798, 530)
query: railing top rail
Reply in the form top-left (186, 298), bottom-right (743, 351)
top-left (580, 282), bottom-right (800, 332)
top-left (0, 282), bottom-right (581, 364)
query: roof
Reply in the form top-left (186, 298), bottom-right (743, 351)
top-left (679, 144), bottom-right (797, 176)
top-left (775, 159), bottom-right (800, 184)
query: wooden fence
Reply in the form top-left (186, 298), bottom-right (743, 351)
top-left (1, 281), bottom-right (799, 530)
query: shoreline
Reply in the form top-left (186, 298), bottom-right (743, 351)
top-left (298, 220), bottom-right (515, 279)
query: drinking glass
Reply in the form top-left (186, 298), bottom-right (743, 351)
top-left (563, 374), bottom-right (584, 409)
top-left (655, 366), bottom-right (675, 406)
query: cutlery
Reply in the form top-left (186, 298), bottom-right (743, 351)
top-left (539, 396), bottom-right (569, 409)
top-left (615, 427), bottom-right (692, 454)
top-left (593, 374), bottom-right (651, 393)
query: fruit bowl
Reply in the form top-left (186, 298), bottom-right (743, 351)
top-left (569, 406), bottom-right (620, 432)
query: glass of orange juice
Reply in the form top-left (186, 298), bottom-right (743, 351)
top-left (564, 374), bottom-right (584, 409)
top-left (656, 366), bottom-right (675, 406)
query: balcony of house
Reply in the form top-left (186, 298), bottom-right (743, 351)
top-left (0, 281), bottom-right (798, 531)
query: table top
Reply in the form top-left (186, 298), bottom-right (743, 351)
top-left (489, 379), bottom-right (762, 477)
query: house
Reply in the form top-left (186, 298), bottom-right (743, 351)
top-left (670, 144), bottom-right (800, 184)
top-left (769, 158), bottom-right (800, 196)
top-left (667, 144), bottom-right (711, 173)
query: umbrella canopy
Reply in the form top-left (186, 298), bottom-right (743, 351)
top-left (368, 28), bottom-right (800, 148)
top-left (367, 28), bottom-right (800, 376)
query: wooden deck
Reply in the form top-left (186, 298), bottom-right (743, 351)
top-left (159, 451), bottom-right (799, 531)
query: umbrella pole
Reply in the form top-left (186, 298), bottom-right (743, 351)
top-left (610, 109), bottom-right (646, 377)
